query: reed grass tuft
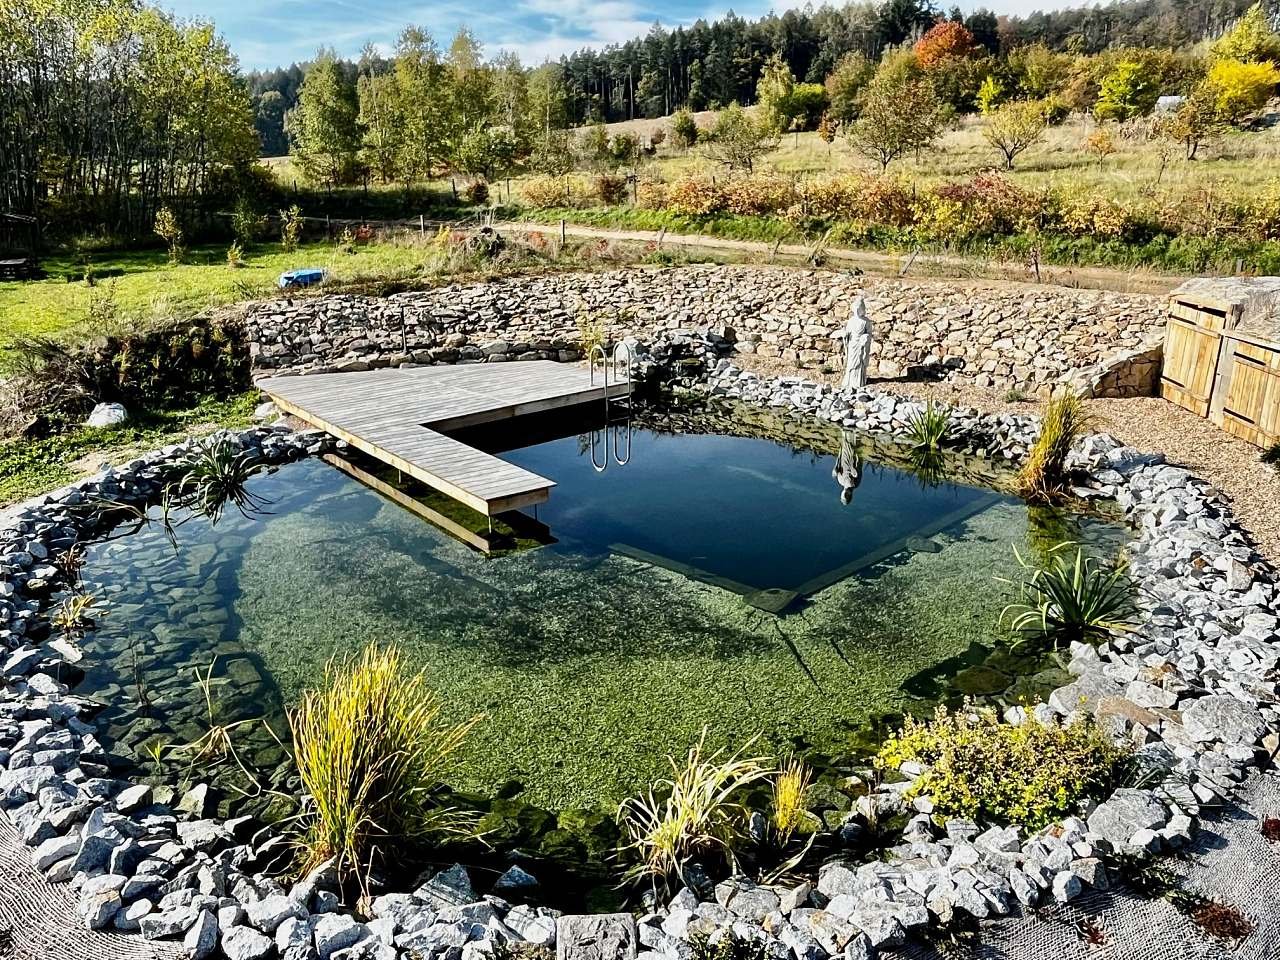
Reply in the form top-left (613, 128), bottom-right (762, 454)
top-left (1000, 542), bottom-right (1138, 648)
top-left (616, 730), bottom-right (770, 894)
top-left (1016, 390), bottom-right (1092, 502)
top-left (290, 643), bottom-right (482, 888)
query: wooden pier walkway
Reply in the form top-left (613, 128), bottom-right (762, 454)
top-left (257, 361), bottom-right (630, 515)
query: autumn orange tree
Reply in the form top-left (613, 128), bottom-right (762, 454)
top-left (914, 21), bottom-right (977, 69)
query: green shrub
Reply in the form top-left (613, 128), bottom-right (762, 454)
top-left (671, 108), bottom-right (700, 148)
top-left (279, 204), bottom-right (303, 252)
top-left (230, 198), bottom-right (268, 245)
top-left (153, 206), bottom-right (185, 264)
top-left (878, 702), bottom-right (1128, 829)
top-left (1000, 542), bottom-right (1138, 648)
top-left (291, 643), bottom-right (482, 889)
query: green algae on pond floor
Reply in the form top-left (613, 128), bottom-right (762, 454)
top-left (74, 430), bottom-right (1123, 812)
top-left (227, 467), bottom-right (1110, 809)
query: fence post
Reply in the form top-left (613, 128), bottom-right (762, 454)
top-left (419, 214), bottom-right (425, 236)
top-left (560, 219), bottom-right (567, 245)
top-left (325, 214), bottom-right (331, 240)
top-left (451, 178), bottom-right (457, 201)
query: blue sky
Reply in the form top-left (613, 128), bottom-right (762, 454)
top-left (164, 0), bottom-right (1060, 71)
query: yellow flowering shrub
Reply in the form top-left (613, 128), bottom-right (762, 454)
top-left (877, 702), bottom-right (1128, 830)
top-left (1057, 195), bottom-right (1132, 238)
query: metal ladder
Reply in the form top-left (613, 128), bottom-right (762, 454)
top-left (588, 343), bottom-right (633, 472)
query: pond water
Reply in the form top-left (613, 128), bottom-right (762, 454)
top-left (73, 406), bottom-right (1126, 815)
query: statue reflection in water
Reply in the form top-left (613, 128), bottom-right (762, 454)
top-left (833, 430), bottom-right (863, 505)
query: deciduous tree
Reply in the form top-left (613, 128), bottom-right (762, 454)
top-left (1211, 3), bottom-right (1280, 64)
top-left (824, 52), bottom-right (874, 123)
top-left (1093, 60), bottom-right (1159, 122)
top-left (983, 100), bottom-right (1046, 168)
top-left (706, 103), bottom-right (779, 172)
top-left (847, 73), bottom-right (945, 172)
top-left (288, 52), bottom-right (361, 187)
top-left (914, 21), bottom-right (976, 69)
top-left (1203, 57), bottom-right (1280, 125)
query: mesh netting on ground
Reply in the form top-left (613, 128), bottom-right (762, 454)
top-left (0, 818), bottom-right (179, 960)
top-left (888, 770), bottom-right (1280, 960)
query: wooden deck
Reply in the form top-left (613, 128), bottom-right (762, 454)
top-left (257, 361), bottom-right (629, 516)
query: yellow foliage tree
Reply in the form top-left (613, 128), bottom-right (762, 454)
top-left (1203, 58), bottom-right (1280, 125)
top-left (1211, 3), bottom-right (1280, 63)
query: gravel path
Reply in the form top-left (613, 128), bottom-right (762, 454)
top-left (735, 356), bottom-right (1280, 565)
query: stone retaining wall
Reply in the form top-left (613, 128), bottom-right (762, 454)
top-left (245, 267), bottom-right (1167, 393)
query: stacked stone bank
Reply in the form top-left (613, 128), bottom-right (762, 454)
top-left (244, 267), bottom-right (1166, 394)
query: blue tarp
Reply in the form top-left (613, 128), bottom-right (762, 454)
top-left (277, 268), bottom-right (325, 289)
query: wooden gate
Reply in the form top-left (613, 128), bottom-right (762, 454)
top-left (1215, 334), bottom-right (1280, 446)
top-left (1161, 317), bottom-right (1222, 417)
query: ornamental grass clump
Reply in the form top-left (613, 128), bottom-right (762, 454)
top-left (1016, 390), bottom-right (1092, 502)
top-left (616, 731), bottom-right (771, 894)
top-left (878, 702), bottom-right (1128, 830)
top-left (290, 643), bottom-right (482, 889)
top-left (1000, 542), bottom-right (1139, 648)
top-left (905, 400), bottom-right (950, 452)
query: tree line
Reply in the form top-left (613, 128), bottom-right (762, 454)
top-left (247, 0), bottom-right (1267, 154)
top-left (0, 0), bottom-right (260, 239)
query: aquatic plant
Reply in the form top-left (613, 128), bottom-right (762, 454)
top-left (905, 400), bottom-right (950, 452)
top-left (616, 730), bottom-right (771, 895)
top-left (878, 701), bottom-right (1128, 830)
top-left (178, 659), bottom-right (261, 768)
top-left (1000, 542), bottom-right (1138, 648)
top-left (164, 434), bottom-right (271, 526)
top-left (52, 542), bottom-right (87, 587)
top-left (1016, 390), bottom-right (1092, 502)
top-left (51, 591), bottom-right (105, 639)
top-left (290, 643), bottom-right (482, 889)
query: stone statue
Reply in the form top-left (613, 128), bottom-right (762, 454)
top-left (833, 296), bottom-right (873, 392)
top-left (833, 430), bottom-right (863, 506)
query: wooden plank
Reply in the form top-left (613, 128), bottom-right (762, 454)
top-left (1220, 349), bottom-right (1280, 446)
top-left (268, 392), bottom-right (553, 515)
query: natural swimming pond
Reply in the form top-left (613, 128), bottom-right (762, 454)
top-left (72, 402), bottom-right (1126, 818)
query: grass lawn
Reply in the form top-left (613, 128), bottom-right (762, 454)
top-left (0, 391), bottom-right (261, 507)
top-left (0, 237), bottom-right (448, 366)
